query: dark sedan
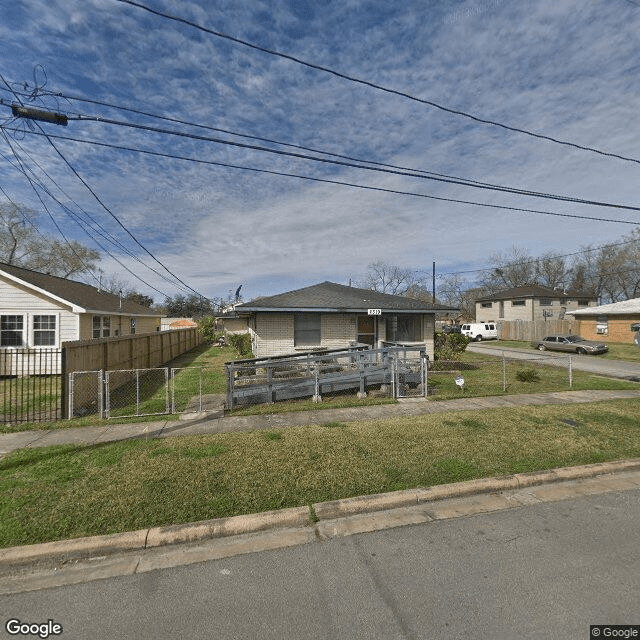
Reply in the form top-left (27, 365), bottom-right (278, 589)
top-left (531, 335), bottom-right (608, 355)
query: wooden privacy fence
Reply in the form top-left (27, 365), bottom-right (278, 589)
top-left (497, 319), bottom-right (575, 342)
top-left (62, 328), bottom-right (202, 373)
top-left (62, 328), bottom-right (203, 418)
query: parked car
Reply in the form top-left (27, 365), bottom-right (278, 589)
top-left (531, 335), bottom-right (608, 355)
top-left (460, 323), bottom-right (498, 341)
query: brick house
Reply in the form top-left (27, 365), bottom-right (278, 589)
top-left (233, 281), bottom-right (458, 360)
top-left (566, 297), bottom-right (640, 344)
top-left (475, 284), bottom-right (597, 323)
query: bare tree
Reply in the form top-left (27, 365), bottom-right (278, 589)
top-left (437, 273), bottom-right (481, 318)
top-left (0, 201), bottom-right (100, 277)
top-left (534, 251), bottom-right (570, 290)
top-left (361, 260), bottom-right (427, 296)
top-left (478, 245), bottom-right (536, 293)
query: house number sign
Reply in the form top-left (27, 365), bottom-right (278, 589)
top-left (367, 309), bottom-right (382, 315)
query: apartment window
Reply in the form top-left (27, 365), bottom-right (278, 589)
top-left (512, 300), bottom-right (526, 306)
top-left (0, 315), bottom-right (24, 346)
top-left (578, 299), bottom-right (590, 306)
top-left (294, 313), bottom-right (321, 347)
top-left (539, 298), bottom-right (552, 306)
top-left (480, 302), bottom-right (492, 308)
top-left (33, 315), bottom-right (56, 346)
top-left (130, 318), bottom-right (137, 335)
top-left (92, 315), bottom-right (111, 338)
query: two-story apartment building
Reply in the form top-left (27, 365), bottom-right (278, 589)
top-left (475, 285), bottom-right (597, 323)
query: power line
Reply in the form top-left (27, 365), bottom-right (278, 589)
top-left (4, 87), bottom-right (640, 213)
top-left (0, 139), bottom-right (197, 297)
top-left (24, 111), bottom-right (637, 214)
top-left (114, 0), bottom-right (640, 167)
top-left (0, 137), bottom-right (178, 297)
top-left (0, 73), bottom-right (213, 300)
top-left (4, 125), bottom-right (639, 226)
top-left (0, 86), bottom-right (500, 190)
top-left (437, 236), bottom-right (640, 277)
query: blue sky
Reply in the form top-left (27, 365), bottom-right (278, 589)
top-left (0, 0), bottom-right (639, 304)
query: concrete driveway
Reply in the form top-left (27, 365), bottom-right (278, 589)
top-left (467, 342), bottom-right (640, 381)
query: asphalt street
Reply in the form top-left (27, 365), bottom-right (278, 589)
top-left (467, 342), bottom-right (640, 380)
top-left (2, 487), bottom-right (639, 640)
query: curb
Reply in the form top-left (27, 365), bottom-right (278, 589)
top-left (2, 458), bottom-right (640, 571)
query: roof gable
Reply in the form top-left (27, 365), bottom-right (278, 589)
top-left (0, 262), bottom-right (159, 316)
top-left (476, 284), bottom-right (594, 302)
top-left (236, 281), bottom-right (458, 313)
top-left (566, 297), bottom-right (640, 316)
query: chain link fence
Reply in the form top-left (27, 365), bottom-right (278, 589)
top-left (427, 355), bottom-right (575, 398)
top-left (68, 366), bottom-right (223, 419)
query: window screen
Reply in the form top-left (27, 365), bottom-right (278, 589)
top-left (294, 313), bottom-right (321, 346)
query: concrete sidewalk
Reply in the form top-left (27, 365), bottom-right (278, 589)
top-left (2, 388), bottom-right (640, 456)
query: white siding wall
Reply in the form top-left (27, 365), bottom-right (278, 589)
top-left (0, 280), bottom-right (78, 347)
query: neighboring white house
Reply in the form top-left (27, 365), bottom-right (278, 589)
top-left (0, 262), bottom-right (161, 352)
top-left (233, 281), bottom-right (459, 360)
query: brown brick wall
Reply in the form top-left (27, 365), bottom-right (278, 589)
top-left (576, 315), bottom-right (640, 344)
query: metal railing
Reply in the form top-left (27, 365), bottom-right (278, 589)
top-left (225, 345), bottom-right (428, 410)
top-left (0, 348), bottom-right (62, 423)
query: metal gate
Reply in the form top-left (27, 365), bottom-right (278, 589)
top-left (391, 347), bottom-right (427, 398)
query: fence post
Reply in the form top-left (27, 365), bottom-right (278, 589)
top-left (61, 348), bottom-right (68, 419)
top-left (226, 364), bottom-right (234, 411)
top-left (357, 352), bottom-right (367, 398)
top-left (568, 356), bottom-right (573, 388)
top-left (267, 363), bottom-right (275, 403)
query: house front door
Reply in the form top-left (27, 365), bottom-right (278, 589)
top-left (357, 316), bottom-right (376, 346)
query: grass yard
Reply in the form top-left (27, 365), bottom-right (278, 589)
top-left (427, 351), bottom-right (639, 400)
top-left (1, 397), bottom-right (639, 548)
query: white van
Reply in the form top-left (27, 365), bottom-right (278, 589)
top-left (460, 322), bottom-right (498, 341)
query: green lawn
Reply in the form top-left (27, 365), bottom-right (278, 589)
top-left (2, 397), bottom-right (639, 547)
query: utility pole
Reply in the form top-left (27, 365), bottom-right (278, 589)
top-left (432, 261), bottom-right (436, 304)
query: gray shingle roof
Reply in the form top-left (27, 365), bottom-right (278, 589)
top-left (236, 281), bottom-right (458, 313)
top-left (475, 284), bottom-right (594, 303)
top-left (0, 262), bottom-right (159, 316)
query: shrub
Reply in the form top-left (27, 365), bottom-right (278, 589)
top-left (196, 316), bottom-right (219, 343)
top-left (434, 332), bottom-right (469, 361)
top-left (516, 368), bottom-right (541, 383)
top-left (228, 333), bottom-right (253, 358)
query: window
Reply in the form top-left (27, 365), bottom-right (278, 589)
top-left (578, 299), bottom-right (589, 306)
top-left (596, 316), bottom-right (608, 334)
top-left (512, 300), bottom-right (526, 306)
top-left (386, 315), bottom-right (423, 342)
top-left (92, 315), bottom-right (111, 338)
top-left (1, 315), bottom-right (24, 346)
top-left (480, 302), bottom-right (492, 308)
top-left (294, 313), bottom-right (320, 347)
top-left (539, 298), bottom-right (552, 306)
top-left (33, 315), bottom-right (56, 346)
top-left (130, 318), bottom-right (137, 335)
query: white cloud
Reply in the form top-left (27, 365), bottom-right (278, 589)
top-left (0, 0), bottom-right (638, 303)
